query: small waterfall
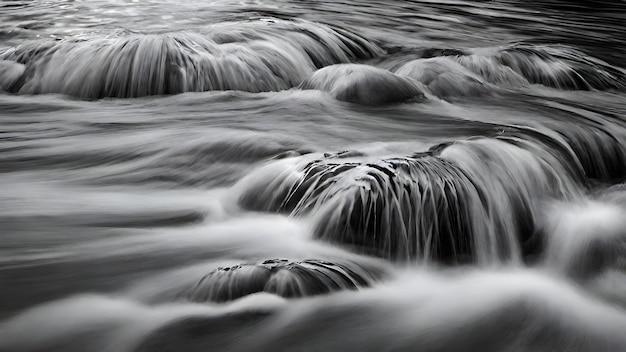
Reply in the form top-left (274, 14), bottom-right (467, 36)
top-left (3, 30), bottom-right (624, 101)
top-left (549, 122), bottom-right (626, 182)
top-left (0, 19), bottom-right (382, 98)
top-left (3, 1), bottom-right (626, 351)
top-left (455, 44), bottom-right (626, 91)
top-left (438, 135), bottom-right (583, 258)
top-left (241, 154), bottom-right (495, 263)
top-left (237, 119), bottom-right (623, 265)
top-left (376, 43), bottom-right (626, 95)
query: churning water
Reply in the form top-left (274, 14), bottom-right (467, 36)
top-left (1, 1), bottom-right (626, 351)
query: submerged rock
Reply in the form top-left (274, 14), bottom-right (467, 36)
top-left (238, 154), bottom-right (493, 263)
top-left (299, 64), bottom-right (425, 105)
top-left (186, 258), bottom-right (388, 303)
top-left (394, 58), bottom-right (491, 98)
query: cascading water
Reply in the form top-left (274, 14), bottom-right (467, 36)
top-left (0, 19), bottom-right (380, 97)
top-left (1, 1), bottom-right (626, 351)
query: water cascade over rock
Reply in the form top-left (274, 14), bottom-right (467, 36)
top-left (186, 258), bottom-right (389, 303)
top-left (2, 2), bottom-right (626, 351)
top-left (454, 44), bottom-right (626, 91)
top-left (238, 122), bottom-right (623, 264)
top-left (0, 19), bottom-right (382, 98)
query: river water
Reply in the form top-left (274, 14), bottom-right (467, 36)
top-left (1, 1), bottom-right (626, 351)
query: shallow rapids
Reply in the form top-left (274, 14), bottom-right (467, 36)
top-left (1, 1), bottom-right (626, 351)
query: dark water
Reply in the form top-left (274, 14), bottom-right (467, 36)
top-left (1, 1), bottom-right (626, 351)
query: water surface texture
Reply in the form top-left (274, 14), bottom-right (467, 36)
top-left (1, 1), bottom-right (626, 351)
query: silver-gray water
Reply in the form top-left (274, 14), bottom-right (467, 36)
top-left (1, 1), bottom-right (626, 351)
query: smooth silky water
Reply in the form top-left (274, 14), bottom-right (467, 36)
top-left (1, 1), bottom-right (626, 351)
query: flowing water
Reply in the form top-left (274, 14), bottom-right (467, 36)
top-left (1, 1), bottom-right (626, 351)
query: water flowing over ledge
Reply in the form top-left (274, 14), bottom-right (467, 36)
top-left (1, 19), bottom-right (625, 101)
top-left (2, 1), bottom-right (626, 351)
top-left (0, 19), bottom-right (382, 98)
top-left (237, 121), bottom-right (626, 264)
